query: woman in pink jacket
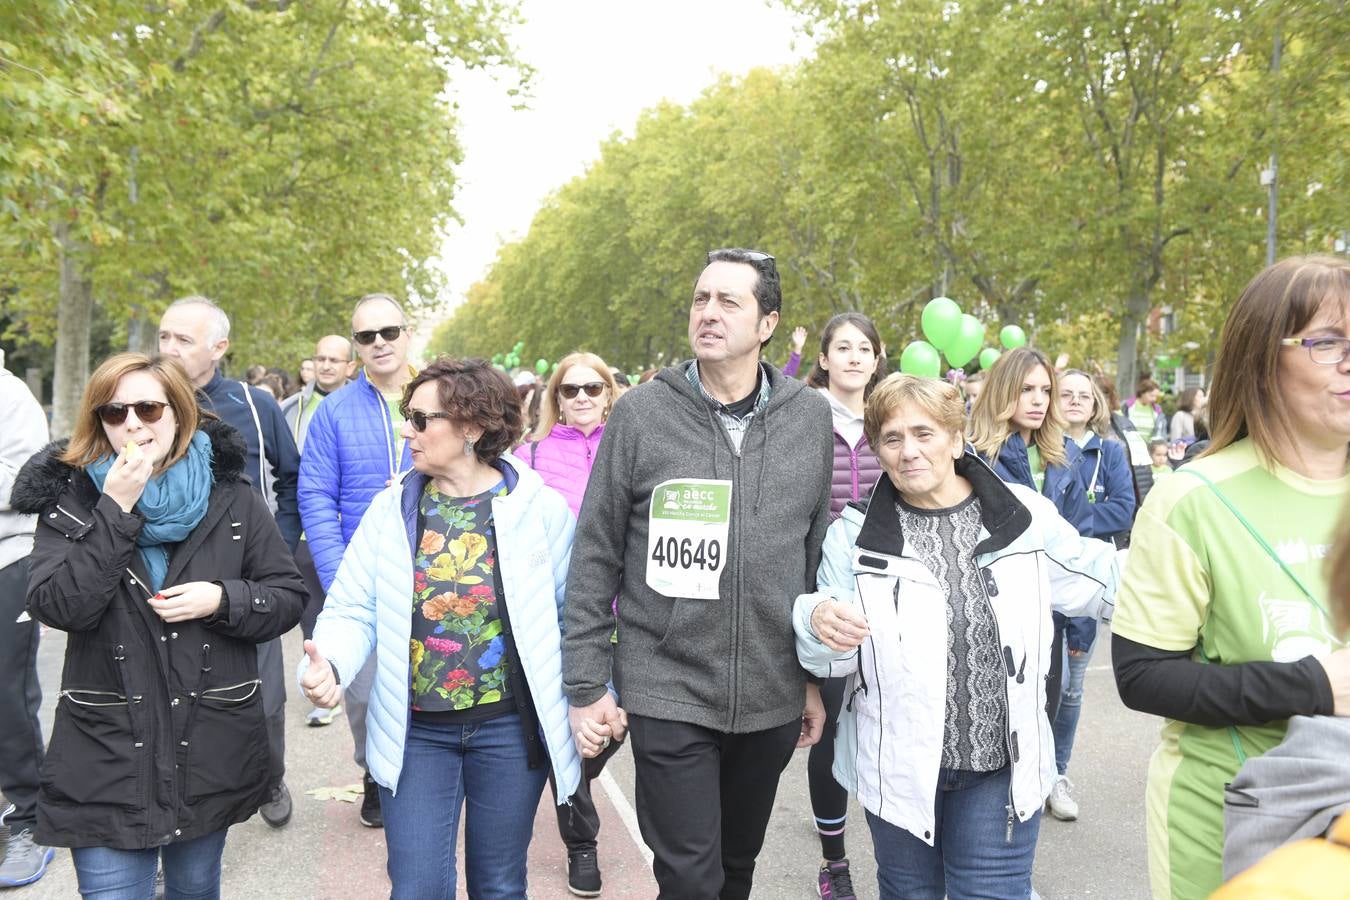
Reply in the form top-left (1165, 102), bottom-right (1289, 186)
top-left (521, 350), bottom-right (619, 896)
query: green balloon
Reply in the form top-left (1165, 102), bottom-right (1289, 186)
top-left (535, 358), bottom-right (549, 375)
top-left (513, 341), bottom-right (525, 352)
top-left (999, 325), bottom-right (1027, 350)
top-left (979, 348), bottom-right (1002, 370)
top-left (899, 340), bottom-right (942, 379)
top-left (551, 362), bottom-right (560, 374)
top-left (627, 374), bottom-right (639, 386)
top-left (945, 314), bottom-right (986, 368)
top-left (921, 297), bottom-right (963, 351)
top-left (491, 353), bottom-right (503, 365)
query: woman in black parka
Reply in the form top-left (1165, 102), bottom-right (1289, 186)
top-left (11, 352), bottom-right (304, 899)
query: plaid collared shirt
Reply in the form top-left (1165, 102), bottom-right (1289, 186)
top-left (686, 361), bottom-right (772, 452)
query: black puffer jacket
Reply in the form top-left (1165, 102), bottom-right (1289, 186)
top-left (11, 419), bottom-right (305, 850)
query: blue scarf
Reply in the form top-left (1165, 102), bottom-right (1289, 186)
top-left (87, 430), bottom-right (214, 593)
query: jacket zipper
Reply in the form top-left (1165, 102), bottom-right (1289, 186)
top-left (975, 566), bottom-right (1020, 843)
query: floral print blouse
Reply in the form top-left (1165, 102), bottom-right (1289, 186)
top-left (409, 480), bottom-right (515, 719)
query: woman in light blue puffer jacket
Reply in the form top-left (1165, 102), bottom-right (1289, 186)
top-left (301, 358), bottom-right (582, 900)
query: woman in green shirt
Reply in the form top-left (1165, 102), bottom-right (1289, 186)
top-left (1112, 255), bottom-right (1350, 900)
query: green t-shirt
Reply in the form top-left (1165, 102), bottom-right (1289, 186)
top-left (1026, 442), bottom-right (1045, 493)
top-left (1129, 401), bottom-right (1159, 437)
top-left (383, 392), bottom-right (406, 463)
top-left (1113, 438), bottom-right (1349, 900)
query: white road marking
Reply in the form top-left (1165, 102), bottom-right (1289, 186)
top-left (597, 767), bottom-right (654, 866)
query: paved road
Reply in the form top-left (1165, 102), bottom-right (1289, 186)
top-left (19, 624), bottom-right (1155, 898)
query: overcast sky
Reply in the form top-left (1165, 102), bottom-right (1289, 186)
top-left (429, 0), bottom-right (812, 320)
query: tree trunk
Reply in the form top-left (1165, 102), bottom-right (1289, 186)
top-left (51, 221), bottom-right (94, 439)
top-left (1115, 284), bottom-right (1151, 401)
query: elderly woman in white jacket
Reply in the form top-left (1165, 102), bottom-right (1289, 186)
top-left (299, 358), bottom-right (583, 900)
top-left (794, 374), bottom-right (1119, 900)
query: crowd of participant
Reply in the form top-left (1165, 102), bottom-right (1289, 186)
top-left (0, 251), bottom-right (1347, 899)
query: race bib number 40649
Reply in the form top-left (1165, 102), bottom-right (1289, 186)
top-left (646, 478), bottom-right (733, 599)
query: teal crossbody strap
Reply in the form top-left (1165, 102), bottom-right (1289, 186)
top-left (1180, 469), bottom-right (1335, 766)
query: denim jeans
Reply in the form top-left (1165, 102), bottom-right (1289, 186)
top-left (1051, 642), bottom-right (1095, 775)
top-left (866, 766), bottom-right (1041, 900)
top-left (71, 829), bottom-right (228, 900)
top-left (379, 713), bottom-right (547, 900)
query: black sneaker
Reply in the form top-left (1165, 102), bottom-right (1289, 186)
top-left (360, 771), bottom-right (383, 828)
top-left (259, 781), bottom-right (292, 828)
top-left (567, 849), bottom-right (602, 897)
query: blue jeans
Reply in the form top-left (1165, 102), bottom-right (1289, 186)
top-left (71, 829), bottom-right (228, 900)
top-left (866, 766), bottom-right (1041, 900)
top-left (379, 713), bottom-right (548, 900)
top-left (1051, 641), bottom-right (1094, 775)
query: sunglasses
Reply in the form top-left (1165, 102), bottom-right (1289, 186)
top-left (706, 248), bottom-right (775, 264)
top-left (352, 325), bottom-right (407, 346)
top-left (95, 400), bottom-right (170, 426)
top-left (559, 382), bottom-right (606, 400)
top-left (402, 409), bottom-right (455, 432)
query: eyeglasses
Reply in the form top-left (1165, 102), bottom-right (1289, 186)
top-left (706, 249), bottom-right (775, 264)
top-left (402, 408), bottom-right (455, 432)
top-left (352, 325), bottom-right (406, 346)
top-left (559, 382), bottom-right (606, 400)
top-left (95, 401), bottom-right (170, 426)
top-left (1279, 336), bottom-right (1350, 365)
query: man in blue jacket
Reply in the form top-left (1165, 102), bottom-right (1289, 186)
top-left (158, 296), bottom-right (301, 829)
top-left (298, 292), bottom-right (415, 829)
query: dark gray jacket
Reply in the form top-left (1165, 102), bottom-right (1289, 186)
top-left (563, 362), bottom-right (833, 733)
top-left (1223, 715), bottom-right (1350, 879)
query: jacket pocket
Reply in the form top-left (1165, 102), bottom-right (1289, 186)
top-left (41, 690), bottom-right (142, 808)
top-left (184, 679), bottom-right (268, 803)
top-left (646, 596), bottom-right (728, 709)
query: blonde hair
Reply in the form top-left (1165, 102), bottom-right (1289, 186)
top-left (864, 374), bottom-right (965, 450)
top-left (968, 347), bottom-right (1067, 468)
top-left (62, 353), bottom-right (202, 470)
top-left (532, 352), bottom-right (619, 440)
top-left (1061, 368), bottom-right (1113, 437)
top-left (1325, 502), bottom-right (1350, 636)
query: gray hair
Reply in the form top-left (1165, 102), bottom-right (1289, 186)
top-left (352, 292), bottom-right (405, 325)
top-left (167, 295), bottom-right (231, 345)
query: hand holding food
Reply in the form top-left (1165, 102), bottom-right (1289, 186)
top-left (103, 439), bottom-right (153, 513)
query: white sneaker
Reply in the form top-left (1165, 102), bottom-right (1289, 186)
top-left (1047, 775), bottom-right (1079, 821)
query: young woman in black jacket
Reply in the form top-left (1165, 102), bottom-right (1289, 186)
top-left (12, 352), bottom-right (305, 899)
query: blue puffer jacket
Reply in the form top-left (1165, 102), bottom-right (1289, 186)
top-left (1069, 432), bottom-right (1137, 545)
top-left (298, 369), bottom-right (413, 591)
top-left (984, 433), bottom-right (1096, 653)
top-left (306, 454), bottom-right (582, 801)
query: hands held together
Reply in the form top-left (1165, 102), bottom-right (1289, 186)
top-left (569, 694), bottom-right (628, 759)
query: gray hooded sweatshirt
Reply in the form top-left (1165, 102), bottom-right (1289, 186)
top-left (1223, 715), bottom-right (1350, 879)
top-left (563, 361), bottom-right (833, 733)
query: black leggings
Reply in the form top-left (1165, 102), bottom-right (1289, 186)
top-left (807, 677), bottom-right (849, 861)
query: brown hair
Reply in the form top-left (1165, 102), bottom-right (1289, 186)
top-left (1205, 255), bottom-right (1350, 468)
top-left (61, 353), bottom-right (202, 470)
top-left (1325, 504), bottom-right (1350, 635)
top-left (806, 312), bottom-right (888, 399)
top-left (531, 352), bottom-right (618, 441)
top-left (1134, 378), bottom-right (1160, 399)
top-left (967, 347), bottom-right (1068, 468)
top-left (864, 373), bottom-right (965, 450)
top-left (402, 357), bottom-right (522, 464)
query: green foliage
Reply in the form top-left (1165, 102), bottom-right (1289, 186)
top-left (434, 0), bottom-right (1348, 383)
top-left (1, 0), bottom-right (526, 373)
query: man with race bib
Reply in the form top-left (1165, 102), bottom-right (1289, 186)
top-left (563, 248), bottom-right (834, 899)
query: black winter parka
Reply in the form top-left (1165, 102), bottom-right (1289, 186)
top-left (11, 419), bottom-right (305, 850)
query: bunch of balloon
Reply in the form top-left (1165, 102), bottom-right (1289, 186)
top-left (900, 297), bottom-right (988, 378)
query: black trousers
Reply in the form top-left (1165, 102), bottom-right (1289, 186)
top-left (0, 558), bottom-right (44, 830)
top-left (548, 734), bottom-right (622, 853)
top-left (294, 539), bottom-right (325, 641)
top-left (629, 714), bottom-right (800, 900)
